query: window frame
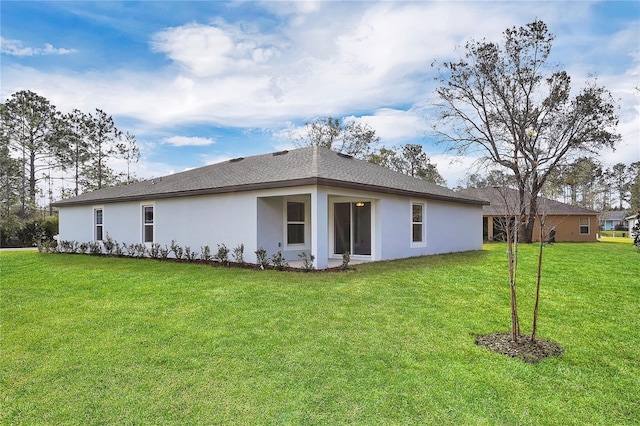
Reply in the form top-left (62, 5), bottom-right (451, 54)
top-left (142, 204), bottom-right (155, 244)
top-left (94, 207), bottom-right (104, 242)
top-left (283, 197), bottom-right (309, 250)
top-left (411, 201), bottom-right (426, 247)
top-left (579, 217), bottom-right (590, 235)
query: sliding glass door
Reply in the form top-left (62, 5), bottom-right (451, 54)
top-left (333, 202), bottom-right (371, 256)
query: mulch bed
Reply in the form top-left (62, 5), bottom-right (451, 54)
top-left (475, 332), bottom-right (564, 364)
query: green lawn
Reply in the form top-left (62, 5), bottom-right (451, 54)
top-left (1, 243), bottom-right (638, 425)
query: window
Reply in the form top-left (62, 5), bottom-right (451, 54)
top-left (143, 205), bottom-right (154, 243)
top-left (412, 202), bottom-right (425, 245)
top-left (94, 208), bottom-right (103, 241)
top-left (579, 217), bottom-right (590, 235)
top-left (286, 201), bottom-right (305, 245)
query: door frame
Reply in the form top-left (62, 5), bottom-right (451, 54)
top-left (328, 196), bottom-right (375, 260)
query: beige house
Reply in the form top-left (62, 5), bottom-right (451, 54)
top-left (458, 187), bottom-right (598, 243)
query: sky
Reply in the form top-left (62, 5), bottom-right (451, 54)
top-left (1, 0), bottom-right (639, 191)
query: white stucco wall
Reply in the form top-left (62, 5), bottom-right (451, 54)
top-left (257, 197), bottom-right (283, 257)
top-left (377, 194), bottom-right (483, 261)
top-left (156, 192), bottom-right (257, 260)
top-left (57, 193), bottom-right (258, 261)
top-left (57, 184), bottom-right (483, 267)
top-left (58, 205), bottom-right (94, 243)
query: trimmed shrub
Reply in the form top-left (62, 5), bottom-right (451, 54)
top-left (341, 251), bottom-right (351, 270)
top-left (159, 245), bottom-right (170, 260)
top-left (114, 243), bottom-right (125, 257)
top-left (201, 245), bottom-right (212, 262)
top-left (255, 247), bottom-right (269, 269)
top-left (149, 243), bottom-right (161, 259)
top-left (232, 243), bottom-right (245, 264)
top-left (184, 246), bottom-right (198, 262)
top-left (103, 234), bottom-right (116, 255)
top-left (170, 240), bottom-right (183, 259)
top-left (215, 243), bottom-right (230, 265)
top-left (298, 252), bottom-right (315, 272)
top-left (88, 241), bottom-right (102, 255)
top-left (271, 251), bottom-right (289, 271)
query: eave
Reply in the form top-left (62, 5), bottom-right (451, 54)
top-left (52, 177), bottom-right (488, 207)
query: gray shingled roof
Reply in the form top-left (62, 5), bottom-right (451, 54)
top-left (599, 210), bottom-right (629, 221)
top-left (457, 187), bottom-right (598, 216)
top-left (53, 146), bottom-right (487, 207)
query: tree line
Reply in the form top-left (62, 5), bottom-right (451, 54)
top-left (1, 90), bottom-right (139, 246)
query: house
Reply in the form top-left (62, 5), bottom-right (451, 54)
top-left (599, 210), bottom-right (629, 231)
top-left (52, 146), bottom-right (487, 269)
top-left (457, 187), bottom-right (599, 242)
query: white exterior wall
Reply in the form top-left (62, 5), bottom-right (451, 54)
top-left (424, 199), bottom-right (483, 254)
top-left (57, 193), bottom-right (258, 261)
top-left (58, 205), bottom-right (94, 243)
top-left (257, 197), bottom-right (283, 257)
top-left (103, 202), bottom-right (142, 243)
top-left (377, 194), bottom-right (483, 260)
top-left (156, 192), bottom-right (257, 261)
top-left (59, 202), bottom-right (152, 244)
top-left (57, 184), bottom-right (483, 268)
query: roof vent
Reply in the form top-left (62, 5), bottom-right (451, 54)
top-left (272, 150), bottom-right (289, 156)
top-left (229, 157), bottom-right (244, 163)
top-left (337, 152), bottom-right (353, 159)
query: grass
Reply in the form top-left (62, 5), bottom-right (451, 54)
top-left (1, 242), bottom-right (639, 425)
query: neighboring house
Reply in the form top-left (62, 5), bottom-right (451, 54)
top-left (52, 146), bottom-right (487, 269)
top-left (599, 210), bottom-right (629, 231)
top-left (457, 187), bottom-right (599, 243)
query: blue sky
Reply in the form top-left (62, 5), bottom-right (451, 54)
top-left (2, 1), bottom-right (639, 188)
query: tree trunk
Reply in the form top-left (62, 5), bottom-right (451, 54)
top-left (506, 220), bottom-right (520, 341)
top-left (29, 151), bottom-right (37, 206)
top-left (523, 215), bottom-right (536, 243)
top-left (531, 217), bottom-right (544, 342)
top-left (523, 184), bottom-right (540, 243)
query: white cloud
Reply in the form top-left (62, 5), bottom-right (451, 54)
top-left (350, 109), bottom-right (429, 143)
top-left (150, 22), bottom-right (281, 77)
top-left (162, 136), bottom-right (215, 147)
top-left (430, 154), bottom-right (487, 189)
top-left (151, 24), bottom-right (235, 76)
top-left (0, 37), bottom-right (76, 56)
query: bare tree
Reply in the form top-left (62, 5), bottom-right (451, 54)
top-left (433, 20), bottom-right (620, 242)
top-left (291, 116), bottom-right (380, 159)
